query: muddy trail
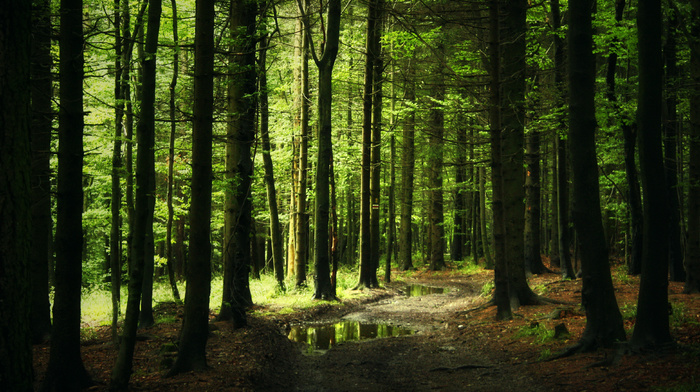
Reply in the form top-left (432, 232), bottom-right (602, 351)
top-left (266, 276), bottom-right (546, 392)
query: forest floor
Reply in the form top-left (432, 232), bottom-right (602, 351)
top-left (33, 261), bottom-right (700, 391)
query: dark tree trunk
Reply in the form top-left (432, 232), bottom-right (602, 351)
top-left (111, 0), bottom-right (162, 388)
top-left (43, 0), bottom-right (94, 389)
top-left (369, 0), bottom-right (384, 286)
top-left (399, 64), bottom-right (416, 271)
top-left (453, 123), bottom-right (468, 263)
top-left (30, 0), bottom-right (53, 345)
top-left (259, 32), bottom-right (286, 291)
top-left (0, 2), bottom-right (34, 389)
top-left (685, 4), bottom-right (700, 294)
top-left (358, 0), bottom-right (381, 288)
top-left (490, 0), bottom-right (511, 320)
top-left (386, 134), bottom-right (396, 282)
top-left (501, 0), bottom-right (537, 305)
top-left (299, 0), bottom-right (341, 300)
top-left (663, 7), bottom-right (685, 283)
top-left (294, 14), bottom-right (310, 287)
top-left (567, 0), bottom-right (626, 352)
top-left (631, 0), bottom-right (673, 348)
top-left (524, 129), bottom-right (546, 274)
top-left (165, 0), bottom-right (181, 301)
top-left (479, 166), bottom-right (493, 268)
top-left (168, 0), bottom-right (214, 375)
top-left (428, 41), bottom-right (446, 272)
top-left (219, 0), bottom-right (256, 325)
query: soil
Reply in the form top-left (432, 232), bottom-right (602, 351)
top-left (33, 263), bottom-right (700, 391)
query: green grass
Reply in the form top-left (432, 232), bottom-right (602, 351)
top-left (76, 267), bottom-right (373, 327)
top-left (651, 379), bottom-right (700, 392)
top-left (480, 281), bottom-right (494, 297)
top-left (513, 323), bottom-right (556, 344)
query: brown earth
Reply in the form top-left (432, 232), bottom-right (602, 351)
top-left (33, 262), bottom-right (700, 391)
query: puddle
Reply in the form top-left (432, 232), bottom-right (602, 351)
top-left (404, 284), bottom-right (448, 297)
top-left (288, 321), bottom-right (414, 354)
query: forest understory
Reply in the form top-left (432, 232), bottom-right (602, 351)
top-left (32, 261), bottom-right (700, 391)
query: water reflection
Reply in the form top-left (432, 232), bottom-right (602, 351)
top-left (288, 321), bottom-right (414, 352)
top-left (404, 284), bottom-right (447, 297)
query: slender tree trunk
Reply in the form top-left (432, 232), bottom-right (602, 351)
top-left (428, 42), bottom-right (446, 272)
top-left (685, 4), bottom-right (700, 294)
top-left (453, 123), bottom-right (468, 262)
top-left (168, 0), bottom-right (214, 375)
top-left (30, 0), bottom-right (53, 345)
top-left (299, 0), bottom-right (341, 300)
top-left (369, 0), bottom-right (384, 286)
top-left (479, 166), bottom-right (493, 268)
top-left (0, 2), bottom-right (34, 389)
top-left (664, 7), bottom-right (685, 283)
top-left (386, 134), bottom-right (396, 282)
top-left (631, 0), bottom-right (673, 348)
top-left (43, 0), bottom-right (93, 389)
top-left (490, 0), bottom-right (511, 320)
top-left (111, 0), bottom-right (162, 387)
top-left (567, 0), bottom-right (626, 351)
top-left (525, 129), bottom-right (546, 274)
top-left (295, 15), bottom-right (310, 287)
top-left (399, 64), bottom-right (416, 271)
top-left (358, 0), bottom-right (380, 288)
top-left (259, 32), bottom-right (286, 291)
top-left (165, 0), bottom-right (181, 301)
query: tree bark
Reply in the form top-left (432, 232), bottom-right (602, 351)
top-left (259, 32), bottom-right (286, 291)
top-left (685, 4), bottom-right (700, 294)
top-left (0, 2), bottom-right (34, 389)
top-left (168, 0), bottom-right (214, 375)
top-left (567, 0), bottom-right (626, 351)
top-left (525, 129), bottom-right (546, 274)
top-left (30, 0), bottom-right (54, 345)
top-left (43, 0), bottom-right (94, 388)
top-left (111, 0), bottom-right (162, 387)
top-left (428, 40), bottom-right (446, 272)
top-left (399, 64), bottom-right (416, 271)
top-left (490, 0), bottom-right (512, 320)
top-left (631, 0), bottom-right (673, 348)
top-left (294, 13), bottom-right (310, 287)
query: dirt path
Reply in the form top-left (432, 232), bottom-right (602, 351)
top-left (272, 277), bottom-right (546, 392)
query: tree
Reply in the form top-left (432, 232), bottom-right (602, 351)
top-left (564, 0), bottom-right (626, 353)
top-left (259, 30), bottom-right (286, 291)
top-left (0, 1), bottom-right (34, 389)
top-left (358, 0), bottom-right (383, 288)
top-left (168, 0), bottom-right (215, 374)
top-left (500, 0), bottom-right (538, 306)
top-left (42, 0), bottom-right (94, 389)
top-left (219, 0), bottom-right (257, 326)
top-left (398, 62), bottom-right (416, 271)
top-left (630, 0), bottom-right (673, 348)
top-left (685, 0), bottom-right (700, 294)
top-left (490, 0), bottom-right (511, 320)
top-left (30, 0), bottom-right (54, 345)
top-left (297, 0), bottom-right (341, 300)
top-left (111, 0), bottom-right (162, 387)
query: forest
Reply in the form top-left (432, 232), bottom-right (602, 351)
top-left (1, 0), bottom-right (699, 390)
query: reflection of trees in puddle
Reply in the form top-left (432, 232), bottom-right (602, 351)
top-left (404, 284), bottom-right (448, 297)
top-left (288, 321), bottom-right (414, 353)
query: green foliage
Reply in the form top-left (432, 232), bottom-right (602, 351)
top-left (480, 281), bottom-right (494, 298)
top-left (651, 379), bottom-right (700, 392)
top-left (513, 323), bottom-right (556, 344)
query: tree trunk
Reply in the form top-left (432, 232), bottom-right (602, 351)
top-left (167, 0), bottom-right (214, 375)
top-left (30, 0), bottom-right (53, 345)
top-left (219, 0), bottom-right (256, 325)
top-left (489, 0), bottom-right (511, 320)
top-left (664, 7), bottom-right (685, 283)
top-left (43, 0), bottom-right (93, 389)
top-left (501, 0), bottom-right (537, 305)
top-left (294, 15), bottom-right (310, 287)
top-left (453, 123), bottom-right (468, 263)
top-left (428, 41), bottom-right (446, 272)
top-left (369, 0), bottom-right (384, 286)
top-left (557, 137), bottom-right (576, 279)
top-left (111, 0), bottom-right (162, 387)
top-left (399, 64), bottom-right (416, 271)
top-left (567, 0), bottom-right (626, 351)
top-left (386, 134), bottom-right (396, 282)
top-left (165, 0), bottom-right (182, 301)
top-left (259, 33), bottom-right (286, 291)
top-left (479, 166), bottom-right (493, 268)
top-left (358, 0), bottom-right (381, 288)
top-left (0, 2), bottom-right (34, 389)
top-left (525, 129), bottom-right (546, 274)
top-left (631, 0), bottom-right (673, 348)
top-left (303, 0), bottom-right (341, 300)
top-left (685, 4), bottom-right (700, 294)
